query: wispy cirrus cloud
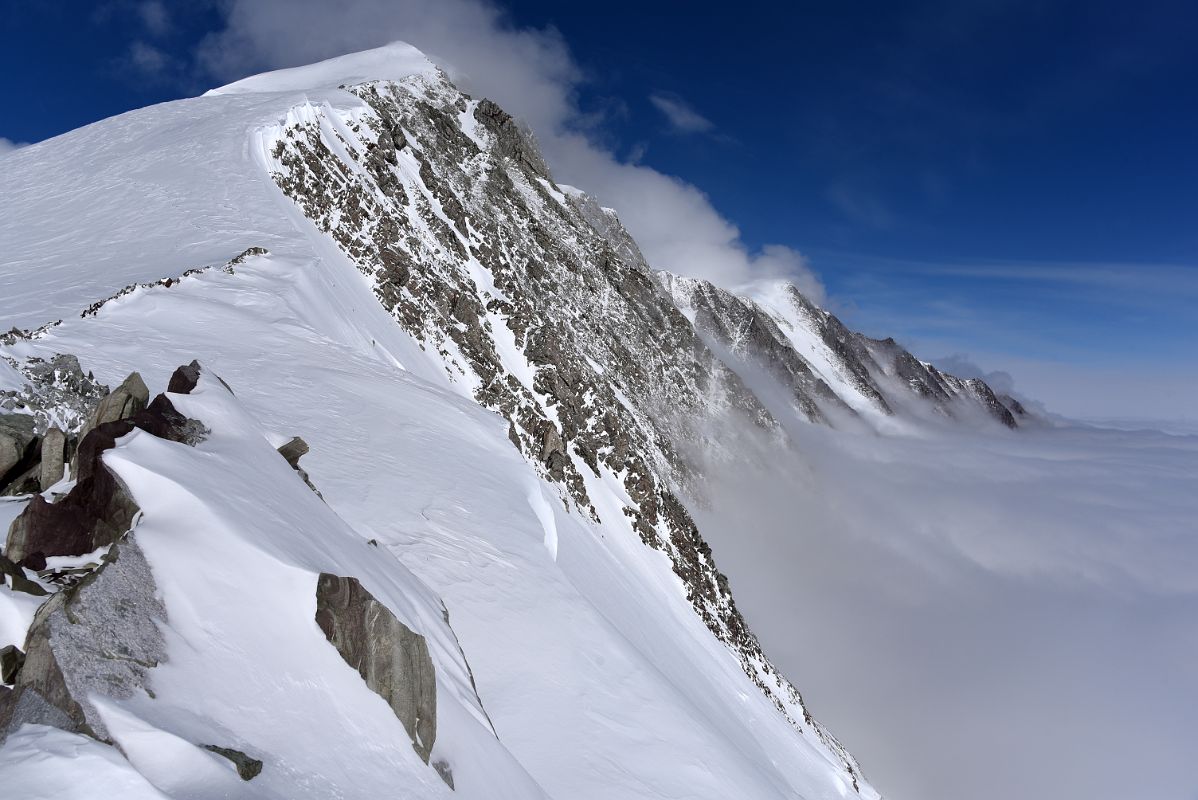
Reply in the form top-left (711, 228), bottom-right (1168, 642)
top-left (648, 91), bottom-right (715, 134)
top-left (127, 40), bottom-right (170, 74)
top-left (136, 0), bottom-right (172, 37)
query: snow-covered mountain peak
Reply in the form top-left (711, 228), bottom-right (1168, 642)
top-left (204, 41), bottom-right (439, 96)
top-left (0, 43), bottom-right (1038, 800)
top-left (658, 270), bottom-right (1023, 431)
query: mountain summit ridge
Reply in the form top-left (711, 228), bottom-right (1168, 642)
top-left (0, 41), bottom-right (1023, 800)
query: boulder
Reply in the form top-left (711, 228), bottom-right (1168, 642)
top-left (7, 382), bottom-right (208, 567)
top-left (315, 573), bottom-right (436, 763)
top-left (0, 414), bottom-right (39, 490)
top-left (0, 645), bottom-right (24, 685)
top-left (277, 436), bottom-right (322, 497)
top-left (166, 359), bottom-right (235, 396)
top-left (0, 433), bottom-right (21, 482)
top-left (0, 536), bottom-right (166, 744)
top-left (1, 462), bottom-right (42, 498)
top-left (0, 413), bottom-right (38, 448)
top-left (90, 372), bottom-right (149, 429)
top-left (39, 427), bottom-right (66, 490)
top-left (166, 360), bottom-right (202, 394)
top-left (70, 371), bottom-right (149, 462)
top-left (0, 553), bottom-right (47, 596)
top-left (277, 436), bottom-right (309, 468)
top-left (202, 745), bottom-right (263, 780)
top-left (5, 453), bottom-right (139, 567)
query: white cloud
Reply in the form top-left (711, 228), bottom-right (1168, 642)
top-left (648, 92), bottom-right (715, 133)
top-left (137, 0), bottom-right (171, 37)
top-left (128, 40), bottom-right (169, 75)
top-left (196, 0), bottom-right (823, 294)
top-left (933, 353), bottom-right (1018, 395)
top-left (690, 410), bottom-right (1198, 800)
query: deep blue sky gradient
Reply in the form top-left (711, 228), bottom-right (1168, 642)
top-left (2, 1), bottom-right (1195, 417)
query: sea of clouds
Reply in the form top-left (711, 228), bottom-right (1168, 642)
top-left (691, 412), bottom-right (1198, 800)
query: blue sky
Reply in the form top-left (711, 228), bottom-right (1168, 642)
top-left (2, 1), bottom-right (1195, 418)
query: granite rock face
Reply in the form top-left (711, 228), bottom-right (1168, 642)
top-left (0, 536), bottom-right (166, 744)
top-left (38, 427), bottom-right (66, 491)
top-left (78, 372), bottom-right (149, 442)
top-left (0, 645), bottom-right (23, 685)
top-left (262, 70), bottom-right (870, 780)
top-left (5, 367), bottom-right (210, 566)
top-left (0, 363), bottom-right (227, 749)
top-left (315, 573), bottom-right (437, 763)
top-left (0, 415), bottom-right (38, 489)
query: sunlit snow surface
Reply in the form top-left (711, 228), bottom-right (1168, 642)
top-left (0, 254), bottom-right (870, 799)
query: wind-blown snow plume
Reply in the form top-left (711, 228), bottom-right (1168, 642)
top-left (196, 0), bottom-right (824, 291)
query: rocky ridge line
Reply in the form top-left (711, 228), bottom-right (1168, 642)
top-left (659, 273), bottom-right (1024, 428)
top-left (262, 68), bottom-right (874, 781)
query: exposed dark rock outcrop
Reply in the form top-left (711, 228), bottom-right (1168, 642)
top-left (6, 368), bottom-right (209, 567)
top-left (433, 757), bottom-right (454, 789)
top-left (203, 744), bottom-right (264, 780)
top-left (81, 372), bottom-right (149, 436)
top-left (0, 645), bottom-right (24, 685)
top-left (167, 360), bottom-right (203, 394)
top-left (38, 427), bottom-right (66, 490)
top-left (315, 573), bottom-right (436, 763)
top-left (79, 249), bottom-right (261, 320)
top-left (276, 435), bottom-right (321, 496)
top-left (473, 98), bottom-right (552, 180)
top-left (0, 414), bottom-right (39, 493)
top-left (277, 436), bottom-right (309, 467)
top-left (0, 552), bottom-right (47, 596)
top-left (657, 275), bottom-right (848, 424)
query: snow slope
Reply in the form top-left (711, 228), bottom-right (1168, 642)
top-left (0, 46), bottom-right (437, 335)
top-left (0, 45), bottom-right (881, 799)
top-left (0, 252), bottom-right (870, 799)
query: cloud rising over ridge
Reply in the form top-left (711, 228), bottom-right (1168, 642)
top-left (648, 92), bottom-right (715, 133)
top-left (688, 408), bottom-right (1198, 800)
top-left (196, 0), bottom-right (822, 293)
